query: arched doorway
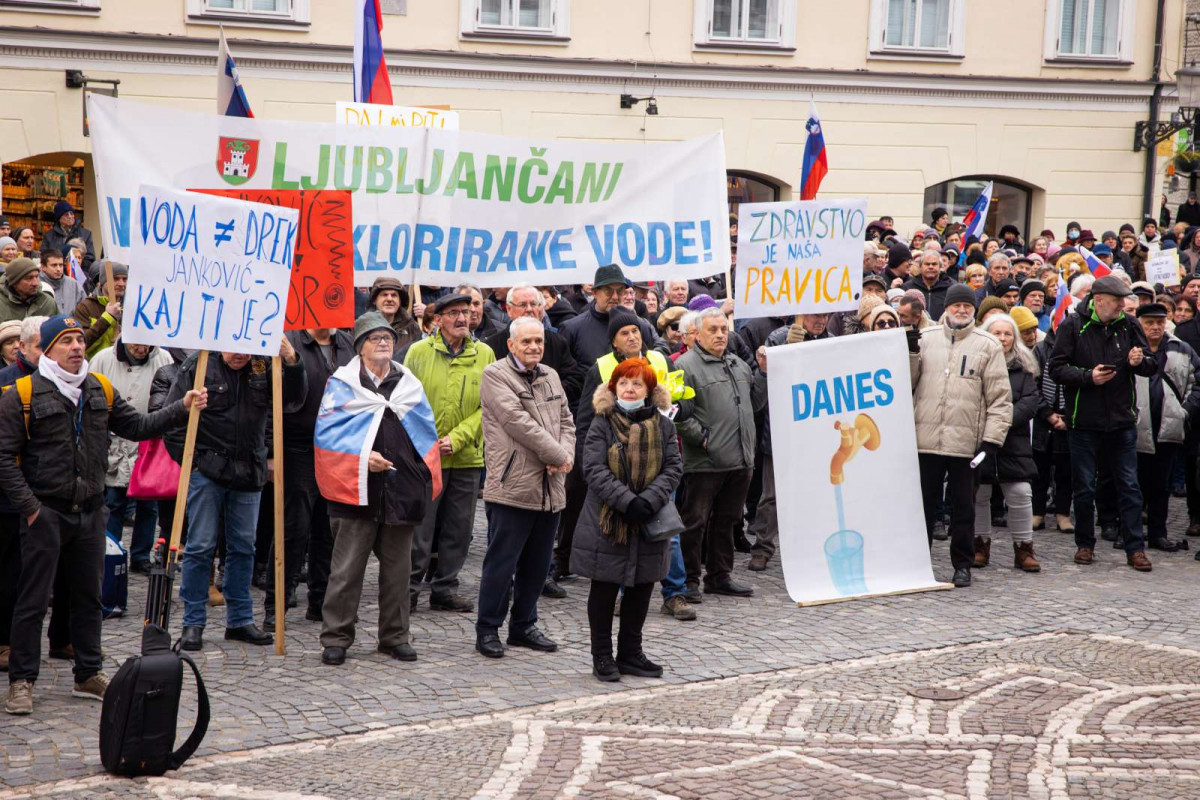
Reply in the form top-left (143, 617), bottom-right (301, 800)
top-left (727, 171), bottom-right (782, 240)
top-left (923, 177), bottom-right (1034, 239)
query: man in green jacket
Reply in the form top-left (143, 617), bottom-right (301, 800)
top-left (0, 259), bottom-right (58, 323)
top-left (404, 293), bottom-right (495, 612)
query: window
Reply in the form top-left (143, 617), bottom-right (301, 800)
top-left (1045, 0), bottom-right (1132, 63)
top-left (868, 0), bottom-right (964, 57)
top-left (694, 0), bottom-right (796, 51)
top-left (461, 0), bottom-right (570, 41)
top-left (924, 177), bottom-right (1032, 242)
top-left (0, 0), bottom-right (100, 9)
top-left (186, 0), bottom-right (310, 25)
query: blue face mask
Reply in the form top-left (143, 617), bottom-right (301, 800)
top-left (1068, 230), bottom-right (1080, 240)
top-left (617, 397), bottom-right (644, 412)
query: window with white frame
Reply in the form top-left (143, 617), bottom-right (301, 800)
top-left (869, 0), bottom-right (964, 56)
top-left (186, 0), bottom-right (310, 24)
top-left (1045, 0), bottom-right (1132, 62)
top-left (461, 0), bottom-right (570, 40)
top-left (693, 0), bottom-right (796, 50)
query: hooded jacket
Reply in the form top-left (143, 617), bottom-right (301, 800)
top-left (481, 356), bottom-right (575, 512)
top-left (570, 383), bottom-right (682, 587)
top-left (73, 293), bottom-right (119, 358)
top-left (90, 341), bottom-right (173, 487)
top-left (1135, 333), bottom-right (1200, 453)
top-left (0, 276), bottom-right (58, 323)
top-left (402, 329), bottom-right (495, 469)
top-left (910, 321), bottom-right (1013, 458)
top-left (1048, 297), bottom-right (1158, 431)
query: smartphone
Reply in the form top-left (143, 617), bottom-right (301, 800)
top-left (1098, 364), bottom-right (1117, 372)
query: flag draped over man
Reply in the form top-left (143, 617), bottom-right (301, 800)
top-left (315, 358), bottom-right (442, 507)
top-left (354, 0), bottom-right (393, 105)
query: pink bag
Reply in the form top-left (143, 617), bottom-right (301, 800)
top-left (127, 439), bottom-right (181, 500)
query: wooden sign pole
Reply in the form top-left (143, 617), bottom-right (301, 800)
top-left (271, 355), bottom-right (286, 656)
top-left (412, 276), bottom-right (423, 315)
top-left (164, 350), bottom-right (208, 586)
top-left (104, 261), bottom-right (115, 307)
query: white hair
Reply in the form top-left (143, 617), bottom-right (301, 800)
top-left (665, 279), bottom-right (689, 292)
top-left (980, 313), bottom-right (1038, 375)
top-left (922, 239), bottom-right (943, 252)
top-left (506, 283), bottom-right (544, 306)
top-left (695, 307), bottom-right (727, 328)
top-left (1070, 274), bottom-right (1095, 299)
top-left (918, 249), bottom-right (942, 264)
top-left (507, 316), bottom-right (543, 339)
top-left (678, 310), bottom-right (699, 335)
top-left (987, 253), bottom-right (1011, 269)
top-left (20, 316), bottom-right (46, 343)
top-left (863, 241), bottom-right (881, 256)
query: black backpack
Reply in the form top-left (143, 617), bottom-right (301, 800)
top-left (99, 625), bottom-right (210, 776)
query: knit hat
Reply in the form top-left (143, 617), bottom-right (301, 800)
top-left (4, 257), bottom-right (38, 285)
top-left (52, 201), bottom-right (74, 222)
top-left (864, 304), bottom-right (900, 330)
top-left (607, 308), bottom-right (641, 343)
top-left (991, 279), bottom-right (1020, 298)
top-left (945, 282), bottom-right (978, 310)
top-left (352, 311), bottom-right (397, 351)
top-left (687, 294), bottom-right (719, 312)
top-left (857, 293), bottom-right (884, 321)
top-left (886, 288), bottom-right (906, 304)
top-left (975, 296), bottom-right (1008, 325)
top-left (903, 289), bottom-right (927, 305)
top-left (0, 236), bottom-right (14, 253)
top-left (887, 243), bottom-right (912, 271)
top-left (1018, 280), bottom-right (1046, 304)
top-left (0, 320), bottom-right (21, 345)
top-left (40, 314), bottom-right (84, 353)
top-left (1010, 306), bottom-right (1039, 332)
top-left (97, 261), bottom-right (128, 284)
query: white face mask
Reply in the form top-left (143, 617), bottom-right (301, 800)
top-left (617, 397), bottom-right (644, 411)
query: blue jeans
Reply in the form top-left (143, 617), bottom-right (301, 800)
top-left (1067, 427), bottom-right (1145, 554)
top-left (180, 472), bottom-right (262, 629)
top-left (660, 535), bottom-right (686, 600)
top-left (104, 486), bottom-right (159, 565)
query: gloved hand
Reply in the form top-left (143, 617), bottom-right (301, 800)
top-left (977, 441), bottom-right (1000, 480)
top-left (906, 328), bottom-right (921, 353)
top-left (624, 496), bottom-right (655, 523)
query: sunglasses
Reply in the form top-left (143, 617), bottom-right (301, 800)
top-left (666, 322), bottom-right (680, 331)
top-left (874, 319), bottom-right (899, 329)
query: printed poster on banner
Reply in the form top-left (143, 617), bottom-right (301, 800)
top-left (766, 330), bottom-right (949, 605)
top-left (88, 95), bottom-right (730, 289)
top-left (1145, 248), bottom-right (1181, 287)
top-left (735, 198), bottom-right (867, 320)
top-left (336, 102), bottom-right (460, 130)
top-left (123, 185), bottom-right (298, 356)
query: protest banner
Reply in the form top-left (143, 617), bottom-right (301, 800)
top-left (123, 184), bottom-right (298, 356)
top-left (734, 198), bottom-right (867, 320)
top-left (1145, 248), bottom-right (1181, 287)
top-left (336, 101), bottom-right (460, 130)
top-left (88, 95), bottom-right (730, 289)
top-left (766, 330), bottom-right (949, 605)
top-left (196, 189), bottom-right (354, 330)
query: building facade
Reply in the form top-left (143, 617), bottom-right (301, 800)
top-left (0, 0), bottom-right (1186, 255)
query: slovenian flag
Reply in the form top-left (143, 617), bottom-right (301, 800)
top-left (1051, 279), bottom-right (1072, 331)
top-left (1077, 246), bottom-right (1112, 279)
top-left (68, 251), bottom-right (87, 286)
top-left (216, 29), bottom-right (254, 118)
top-left (799, 101), bottom-right (827, 201)
top-left (315, 358), bottom-right (441, 506)
top-left (354, 0), bottom-right (393, 105)
top-left (956, 181), bottom-right (993, 265)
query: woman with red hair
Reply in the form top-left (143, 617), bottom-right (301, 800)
top-left (571, 358), bottom-right (682, 682)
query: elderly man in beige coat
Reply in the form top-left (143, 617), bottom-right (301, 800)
top-left (910, 282), bottom-right (1013, 589)
top-left (475, 316), bottom-right (575, 659)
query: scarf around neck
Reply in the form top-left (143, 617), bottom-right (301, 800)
top-left (38, 354), bottom-right (90, 405)
top-left (599, 405), bottom-right (663, 545)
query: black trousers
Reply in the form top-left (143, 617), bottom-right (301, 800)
top-left (9, 504), bottom-right (106, 683)
top-left (587, 581), bottom-right (653, 658)
top-left (476, 503), bottom-right (559, 634)
top-left (1032, 448), bottom-right (1072, 517)
top-left (264, 451), bottom-right (331, 614)
top-left (678, 468), bottom-right (753, 587)
top-left (918, 453), bottom-right (977, 570)
top-left (1139, 443), bottom-right (1180, 541)
top-left (552, 461), bottom-right (587, 576)
top-left (0, 513), bottom-right (19, 647)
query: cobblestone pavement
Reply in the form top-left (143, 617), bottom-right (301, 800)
top-left (3, 500), bottom-right (1200, 798)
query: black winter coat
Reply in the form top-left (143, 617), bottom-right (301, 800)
top-left (902, 273), bottom-right (954, 321)
top-left (148, 349), bottom-right (188, 413)
top-left (325, 363), bottom-right (430, 526)
top-left (283, 330), bottom-right (354, 453)
top-left (164, 353), bottom-right (307, 490)
top-left (0, 372), bottom-right (187, 517)
top-left (570, 384), bottom-right (683, 587)
top-left (981, 360), bottom-right (1044, 484)
top-left (559, 302), bottom-right (659, 366)
top-left (1048, 298), bottom-right (1157, 431)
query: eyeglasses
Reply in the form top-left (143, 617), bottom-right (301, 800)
top-left (510, 301), bottom-right (541, 310)
top-left (874, 319), bottom-right (899, 329)
top-left (365, 333), bottom-right (394, 345)
top-left (440, 309), bottom-right (470, 318)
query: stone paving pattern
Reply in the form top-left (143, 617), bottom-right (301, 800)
top-left (3, 501), bottom-right (1200, 798)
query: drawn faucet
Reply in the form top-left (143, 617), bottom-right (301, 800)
top-left (829, 413), bottom-right (881, 485)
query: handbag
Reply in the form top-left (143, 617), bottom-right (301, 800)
top-left (127, 439), bottom-right (181, 500)
top-left (641, 501), bottom-right (685, 543)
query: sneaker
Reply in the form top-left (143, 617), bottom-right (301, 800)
top-left (682, 584), bottom-right (702, 604)
top-left (541, 579), bottom-right (567, 599)
top-left (72, 672), bottom-right (109, 702)
top-left (592, 654), bottom-right (620, 683)
top-left (5, 679), bottom-right (33, 715)
top-left (616, 651), bottom-right (663, 678)
top-left (660, 596), bottom-right (696, 621)
top-left (931, 522), bottom-right (948, 541)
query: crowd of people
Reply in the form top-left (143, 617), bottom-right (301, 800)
top-left (3, 200), bottom-right (1199, 717)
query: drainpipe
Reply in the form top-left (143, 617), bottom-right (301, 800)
top-left (1142, 0), bottom-right (1167, 219)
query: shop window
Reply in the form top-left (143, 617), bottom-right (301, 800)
top-left (869, 0), bottom-right (965, 57)
top-left (461, 0), bottom-right (570, 41)
top-left (1044, 0), bottom-right (1132, 63)
top-left (694, 0), bottom-right (796, 51)
top-left (923, 177), bottom-right (1031, 241)
top-left (186, 0), bottom-right (310, 25)
top-left (727, 172), bottom-right (781, 239)
top-left (2, 160), bottom-right (87, 252)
